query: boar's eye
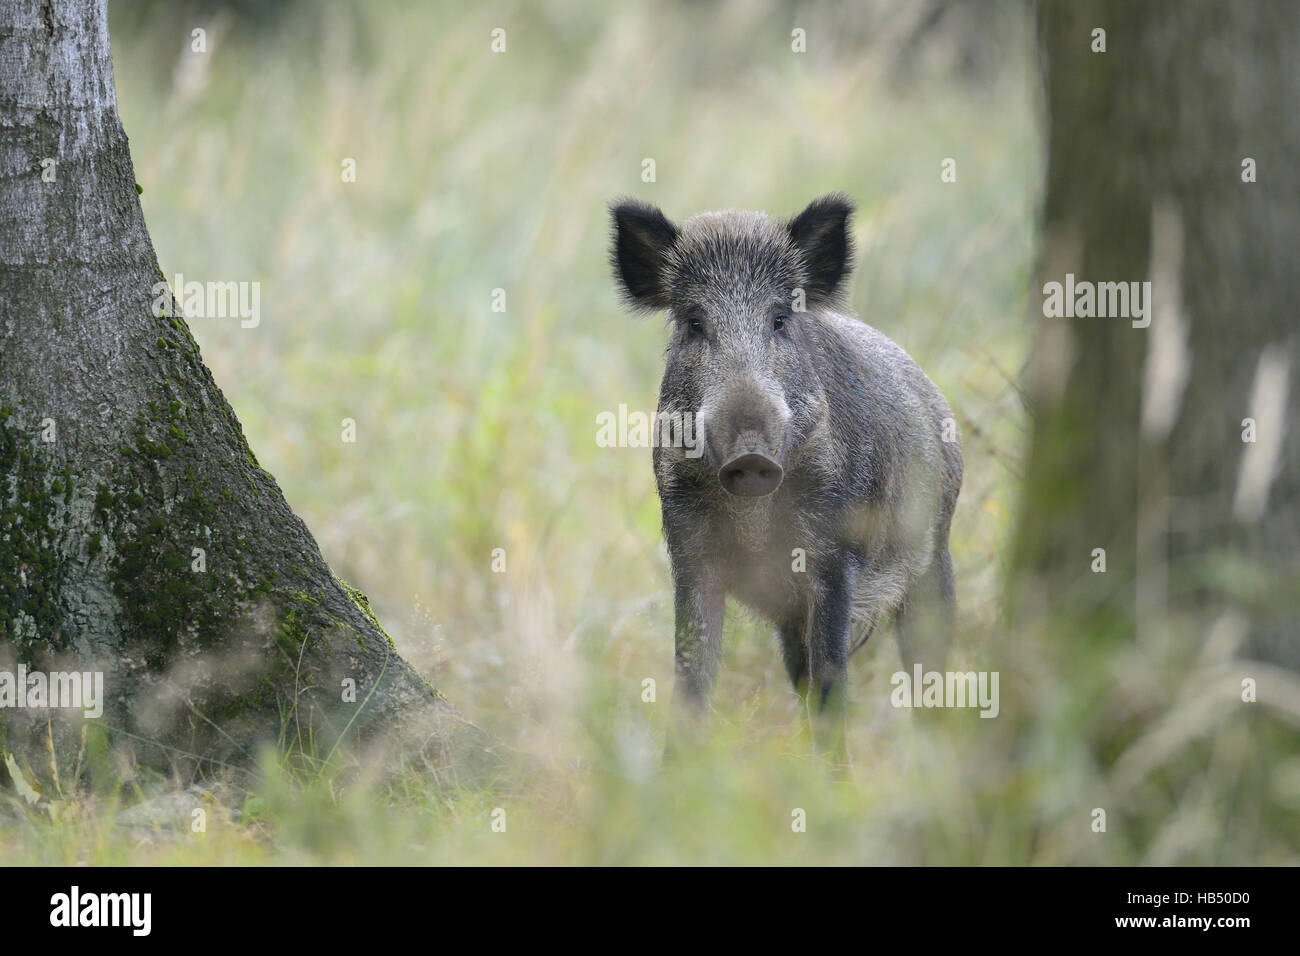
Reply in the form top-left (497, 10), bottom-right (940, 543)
top-left (689, 317), bottom-right (703, 333)
top-left (773, 313), bottom-right (787, 332)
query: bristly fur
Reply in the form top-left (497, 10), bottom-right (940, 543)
top-left (662, 211), bottom-right (802, 311)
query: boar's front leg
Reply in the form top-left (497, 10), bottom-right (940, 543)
top-left (777, 620), bottom-right (809, 691)
top-left (806, 557), bottom-right (856, 761)
top-left (671, 560), bottom-right (725, 714)
top-left (808, 558), bottom-right (855, 710)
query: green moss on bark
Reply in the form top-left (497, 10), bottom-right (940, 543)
top-left (0, 412), bottom-right (68, 656)
top-left (338, 578), bottom-right (396, 650)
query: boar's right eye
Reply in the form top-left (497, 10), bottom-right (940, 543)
top-left (688, 317), bottom-right (703, 333)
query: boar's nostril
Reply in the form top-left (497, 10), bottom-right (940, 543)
top-left (718, 453), bottom-right (784, 498)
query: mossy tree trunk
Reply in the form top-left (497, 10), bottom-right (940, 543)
top-left (0, 0), bottom-right (489, 791)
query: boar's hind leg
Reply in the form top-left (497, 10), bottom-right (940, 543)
top-left (896, 546), bottom-right (955, 673)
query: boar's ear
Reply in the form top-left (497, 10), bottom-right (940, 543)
top-left (787, 194), bottom-right (855, 305)
top-left (610, 199), bottom-right (678, 311)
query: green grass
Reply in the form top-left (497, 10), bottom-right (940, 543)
top-left (3, 0), bottom-right (1295, 865)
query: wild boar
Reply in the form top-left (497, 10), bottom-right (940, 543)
top-left (610, 194), bottom-right (963, 742)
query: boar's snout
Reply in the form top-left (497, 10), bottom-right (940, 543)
top-left (718, 452), bottom-right (784, 497)
top-left (701, 378), bottom-right (792, 498)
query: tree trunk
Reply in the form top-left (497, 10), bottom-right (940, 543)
top-left (1021, 0), bottom-right (1298, 657)
top-left (1006, 0), bottom-right (1299, 860)
top-left (0, 0), bottom-right (490, 791)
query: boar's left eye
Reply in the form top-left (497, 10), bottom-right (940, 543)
top-left (773, 314), bottom-right (787, 331)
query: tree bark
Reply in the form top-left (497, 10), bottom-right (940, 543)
top-left (1018, 0), bottom-right (1299, 665)
top-left (0, 0), bottom-right (491, 791)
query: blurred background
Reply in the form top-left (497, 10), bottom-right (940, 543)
top-left (8, 0), bottom-right (1287, 864)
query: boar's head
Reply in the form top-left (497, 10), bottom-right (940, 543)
top-left (610, 194), bottom-right (855, 497)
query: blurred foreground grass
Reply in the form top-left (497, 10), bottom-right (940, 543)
top-left (3, 0), bottom-right (1295, 864)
